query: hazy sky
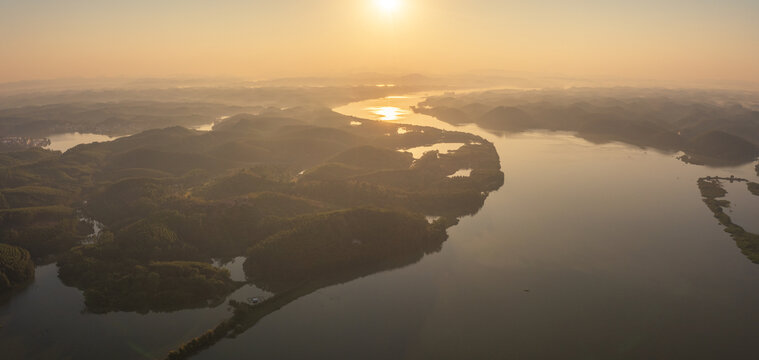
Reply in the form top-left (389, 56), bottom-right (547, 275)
top-left (1, 0), bottom-right (758, 85)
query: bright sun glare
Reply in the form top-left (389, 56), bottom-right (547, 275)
top-left (374, 0), bottom-right (401, 14)
top-left (369, 106), bottom-right (409, 121)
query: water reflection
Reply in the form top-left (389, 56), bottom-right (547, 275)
top-left (722, 182), bottom-right (759, 234)
top-left (0, 263), bottom-right (272, 360)
top-left (366, 106), bottom-right (410, 121)
top-left (194, 115), bottom-right (231, 132)
top-left (45, 133), bottom-right (116, 152)
top-left (169, 220), bottom-right (449, 358)
top-left (401, 143), bottom-right (466, 159)
top-left (448, 169), bottom-right (473, 178)
top-left (212, 257), bottom-right (248, 282)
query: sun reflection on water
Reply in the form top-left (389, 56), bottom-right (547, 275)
top-left (367, 106), bottom-right (410, 121)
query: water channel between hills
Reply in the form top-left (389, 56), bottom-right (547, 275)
top-left (2, 90), bottom-right (759, 359)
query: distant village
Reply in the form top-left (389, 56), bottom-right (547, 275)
top-left (0, 136), bottom-right (51, 150)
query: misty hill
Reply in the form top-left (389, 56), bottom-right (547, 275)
top-left (0, 85), bottom-right (407, 114)
top-left (415, 88), bottom-right (759, 165)
top-left (0, 82), bottom-right (434, 140)
top-left (0, 101), bottom-right (256, 138)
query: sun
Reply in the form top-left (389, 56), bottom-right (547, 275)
top-left (374, 0), bottom-right (401, 14)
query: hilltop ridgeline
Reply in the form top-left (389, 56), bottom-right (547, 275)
top-left (0, 85), bottom-right (419, 139)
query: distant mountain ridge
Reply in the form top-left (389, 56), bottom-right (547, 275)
top-left (416, 88), bottom-right (759, 165)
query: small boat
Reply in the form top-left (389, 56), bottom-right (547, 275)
top-left (247, 297), bottom-right (261, 304)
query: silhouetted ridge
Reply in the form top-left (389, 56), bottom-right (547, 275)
top-left (415, 88), bottom-right (759, 165)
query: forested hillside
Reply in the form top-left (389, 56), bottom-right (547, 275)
top-left (0, 107), bottom-right (504, 313)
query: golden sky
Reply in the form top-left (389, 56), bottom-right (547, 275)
top-left (1, 0), bottom-right (758, 86)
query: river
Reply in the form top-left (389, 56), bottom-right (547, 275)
top-left (2, 90), bottom-right (759, 359)
top-left (45, 133), bottom-right (117, 152)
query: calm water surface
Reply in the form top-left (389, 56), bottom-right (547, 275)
top-left (3, 91), bottom-right (759, 359)
top-left (402, 143), bottom-right (466, 159)
top-left (45, 132), bottom-right (116, 152)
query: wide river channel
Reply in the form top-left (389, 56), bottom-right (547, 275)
top-left (2, 90), bottom-right (759, 359)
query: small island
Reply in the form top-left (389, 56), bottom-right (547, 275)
top-left (697, 178), bottom-right (759, 263)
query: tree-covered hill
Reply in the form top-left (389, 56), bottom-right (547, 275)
top-left (0, 243), bottom-right (34, 291)
top-left (0, 107), bottom-right (504, 312)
